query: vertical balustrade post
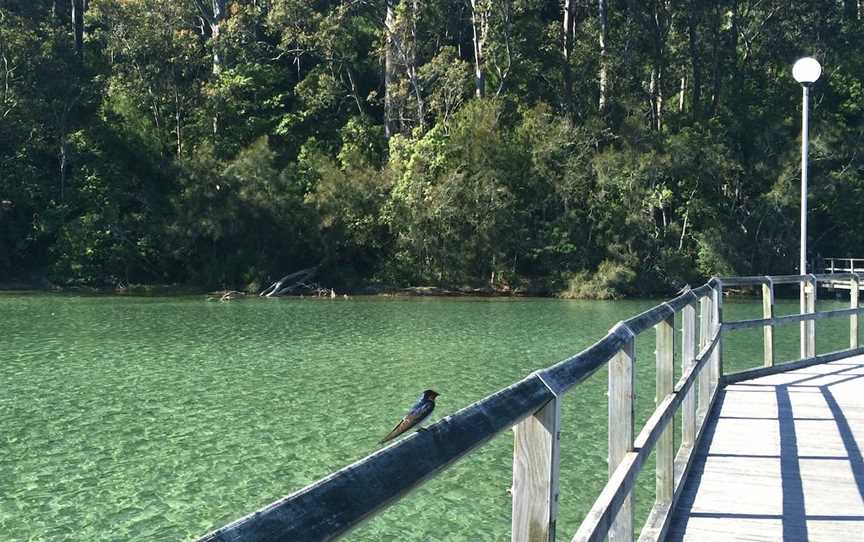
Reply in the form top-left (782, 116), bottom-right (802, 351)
top-left (681, 302), bottom-right (697, 452)
top-left (851, 274), bottom-right (860, 350)
top-left (800, 277), bottom-right (808, 359)
top-left (807, 275), bottom-right (817, 358)
top-left (711, 283), bottom-right (723, 389)
top-left (608, 324), bottom-right (635, 542)
top-left (655, 314), bottom-right (674, 505)
top-left (762, 278), bottom-right (774, 367)
top-left (697, 295), bottom-right (712, 423)
top-left (512, 392), bottom-right (561, 542)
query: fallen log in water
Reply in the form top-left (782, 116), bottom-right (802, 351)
top-left (259, 266), bottom-right (318, 297)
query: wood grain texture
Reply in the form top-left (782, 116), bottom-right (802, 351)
top-left (807, 275), bottom-right (817, 358)
top-left (656, 315), bottom-right (675, 504)
top-left (711, 285), bottom-right (723, 392)
top-left (722, 305), bottom-right (864, 331)
top-left (762, 280), bottom-right (774, 367)
top-left (512, 397), bottom-right (561, 542)
top-left (851, 275), bottom-right (859, 349)
top-left (698, 296), bottom-right (712, 424)
top-left (667, 355), bottom-right (864, 542)
top-left (608, 335), bottom-right (636, 542)
top-left (576, 326), bottom-right (720, 542)
top-left (196, 375), bottom-right (554, 542)
top-left (681, 303), bottom-right (697, 449)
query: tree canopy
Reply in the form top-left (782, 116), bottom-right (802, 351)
top-left (1, 0), bottom-right (862, 296)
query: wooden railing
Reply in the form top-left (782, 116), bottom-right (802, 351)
top-left (719, 273), bottom-right (862, 384)
top-left (195, 274), bottom-right (864, 542)
top-left (822, 257), bottom-right (864, 274)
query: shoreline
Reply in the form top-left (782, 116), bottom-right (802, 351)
top-left (0, 282), bottom-right (539, 298)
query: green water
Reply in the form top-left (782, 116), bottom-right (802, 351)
top-left (0, 292), bottom-right (854, 541)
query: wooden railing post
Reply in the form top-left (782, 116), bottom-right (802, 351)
top-left (851, 274), bottom-right (860, 350)
top-left (512, 391), bottom-right (561, 542)
top-left (807, 275), bottom-right (817, 358)
top-left (608, 324), bottom-right (635, 542)
top-left (711, 283), bottom-right (723, 389)
top-left (762, 277), bottom-right (774, 367)
top-left (655, 313), bottom-right (674, 506)
top-left (681, 302), bottom-right (697, 451)
top-left (697, 295), bottom-right (712, 423)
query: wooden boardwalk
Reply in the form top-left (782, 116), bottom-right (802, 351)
top-left (668, 355), bottom-right (864, 541)
top-left (196, 273), bottom-right (863, 542)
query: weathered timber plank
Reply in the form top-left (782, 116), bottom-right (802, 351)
top-left (681, 303), bottom-right (697, 450)
top-left (721, 348), bottom-right (864, 386)
top-left (608, 332), bottom-right (635, 542)
top-left (762, 280), bottom-right (774, 367)
top-left (668, 355), bottom-right (864, 542)
top-left (196, 375), bottom-right (555, 542)
top-left (722, 306), bottom-right (864, 332)
top-left (623, 304), bottom-right (674, 336)
top-left (577, 326), bottom-right (719, 542)
top-left (638, 385), bottom-right (721, 542)
top-left (851, 275), bottom-right (859, 349)
top-left (512, 396), bottom-right (561, 542)
top-left (711, 285), bottom-right (723, 391)
top-left (807, 275), bottom-right (817, 358)
top-left (636, 327), bottom-right (719, 452)
top-left (698, 295), bottom-right (712, 423)
top-left (539, 324), bottom-right (631, 395)
top-left (655, 315), bottom-right (675, 505)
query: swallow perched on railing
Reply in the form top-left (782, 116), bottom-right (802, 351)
top-left (380, 390), bottom-right (440, 444)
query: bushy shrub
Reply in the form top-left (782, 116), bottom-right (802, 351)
top-left (559, 260), bottom-right (638, 300)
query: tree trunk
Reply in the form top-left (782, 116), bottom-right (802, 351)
top-left (844, 0), bottom-right (859, 21)
top-left (470, 0), bottom-right (487, 98)
top-left (59, 137), bottom-right (68, 202)
top-left (409, 0), bottom-right (426, 131)
top-left (563, 0), bottom-right (576, 113)
top-left (52, 0), bottom-right (65, 21)
top-left (707, 4), bottom-right (723, 117)
top-left (193, 0), bottom-right (228, 76)
top-left (72, 0), bottom-right (84, 57)
top-left (687, 2), bottom-right (701, 120)
top-left (384, 1), bottom-right (397, 137)
top-left (651, 0), bottom-right (668, 131)
top-left (598, 0), bottom-right (609, 112)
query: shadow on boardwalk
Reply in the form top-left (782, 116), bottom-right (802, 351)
top-left (668, 358), bottom-right (864, 541)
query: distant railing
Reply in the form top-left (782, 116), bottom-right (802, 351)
top-left (196, 274), bottom-right (864, 542)
top-left (719, 273), bottom-right (862, 383)
top-left (822, 257), bottom-right (864, 274)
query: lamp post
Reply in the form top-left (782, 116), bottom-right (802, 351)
top-left (793, 56), bottom-right (821, 358)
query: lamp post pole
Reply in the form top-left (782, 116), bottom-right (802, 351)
top-left (800, 83), bottom-right (809, 280)
top-left (799, 83), bottom-right (811, 359)
top-left (793, 57), bottom-right (820, 359)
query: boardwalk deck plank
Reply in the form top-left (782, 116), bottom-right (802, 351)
top-left (667, 355), bottom-right (864, 541)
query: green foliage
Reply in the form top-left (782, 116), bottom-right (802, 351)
top-left (559, 261), bottom-right (638, 300)
top-left (2, 0), bottom-right (863, 293)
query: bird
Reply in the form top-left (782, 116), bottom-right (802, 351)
top-left (380, 390), bottom-right (440, 444)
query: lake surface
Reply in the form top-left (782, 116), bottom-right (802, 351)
top-left (0, 292), bottom-right (853, 541)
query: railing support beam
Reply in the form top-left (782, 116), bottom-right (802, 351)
top-left (681, 303), bottom-right (697, 451)
top-left (807, 275), bottom-right (817, 358)
top-left (851, 274), bottom-right (860, 350)
top-left (608, 325), bottom-right (635, 542)
top-left (762, 278), bottom-right (774, 367)
top-left (512, 394), bottom-right (561, 542)
top-left (711, 283), bottom-right (723, 390)
top-left (697, 295), bottom-right (712, 423)
top-left (655, 314), bottom-right (674, 506)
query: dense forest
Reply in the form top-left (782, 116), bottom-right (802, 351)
top-left (0, 0), bottom-right (862, 296)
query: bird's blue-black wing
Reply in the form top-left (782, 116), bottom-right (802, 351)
top-left (380, 398), bottom-right (435, 443)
